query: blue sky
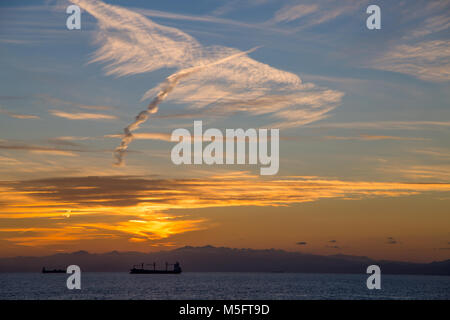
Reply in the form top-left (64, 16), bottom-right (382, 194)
top-left (1, 1), bottom-right (449, 181)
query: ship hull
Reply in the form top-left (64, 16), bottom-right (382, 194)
top-left (130, 269), bottom-right (181, 274)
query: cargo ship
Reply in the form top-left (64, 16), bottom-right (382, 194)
top-left (42, 267), bottom-right (65, 273)
top-left (130, 262), bottom-right (182, 274)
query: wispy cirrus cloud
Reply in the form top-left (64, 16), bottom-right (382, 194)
top-left (373, 40), bottom-right (450, 82)
top-left (0, 107), bottom-right (39, 119)
top-left (0, 155), bottom-right (21, 165)
top-left (400, 0), bottom-right (450, 39)
top-left (158, 0), bottom-right (449, 83)
top-left (268, 0), bottom-right (368, 30)
top-left (308, 121), bottom-right (450, 130)
top-left (272, 4), bottom-right (319, 24)
top-left (105, 132), bottom-right (172, 142)
top-left (70, 0), bottom-right (343, 166)
top-left (135, 7), bottom-right (285, 33)
top-left (409, 14), bottom-right (450, 38)
top-left (393, 165), bottom-right (450, 182)
top-left (379, 163), bottom-right (450, 182)
top-left (0, 137), bottom-right (116, 158)
top-left (323, 135), bottom-right (427, 141)
top-left (38, 94), bottom-right (115, 111)
top-left (372, 1), bottom-right (450, 82)
top-left (28, 150), bottom-right (79, 157)
top-left (411, 148), bottom-right (450, 159)
top-left (49, 110), bottom-right (118, 120)
top-left (0, 142), bottom-right (80, 157)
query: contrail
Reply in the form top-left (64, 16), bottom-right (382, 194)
top-left (114, 47), bottom-right (259, 166)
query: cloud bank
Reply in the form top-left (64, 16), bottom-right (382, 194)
top-left (1, 173), bottom-right (449, 247)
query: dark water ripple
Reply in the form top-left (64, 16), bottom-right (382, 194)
top-left (0, 272), bottom-right (448, 300)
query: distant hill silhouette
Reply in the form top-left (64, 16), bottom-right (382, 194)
top-left (0, 245), bottom-right (449, 275)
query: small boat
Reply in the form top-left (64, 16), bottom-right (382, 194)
top-left (42, 267), bottom-right (65, 273)
top-left (130, 262), bottom-right (182, 274)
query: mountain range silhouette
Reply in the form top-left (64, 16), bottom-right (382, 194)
top-left (0, 246), bottom-right (448, 275)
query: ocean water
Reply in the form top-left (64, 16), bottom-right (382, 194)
top-left (0, 272), bottom-right (448, 300)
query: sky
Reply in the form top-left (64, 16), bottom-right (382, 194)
top-left (0, 0), bottom-right (449, 262)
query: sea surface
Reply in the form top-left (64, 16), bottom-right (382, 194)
top-left (0, 272), bottom-right (448, 300)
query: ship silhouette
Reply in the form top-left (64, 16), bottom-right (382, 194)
top-left (130, 262), bottom-right (182, 274)
top-left (42, 267), bottom-right (65, 273)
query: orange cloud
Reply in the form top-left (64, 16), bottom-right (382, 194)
top-left (49, 110), bottom-right (118, 120)
top-left (1, 174), bottom-right (450, 249)
top-left (0, 108), bottom-right (40, 119)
